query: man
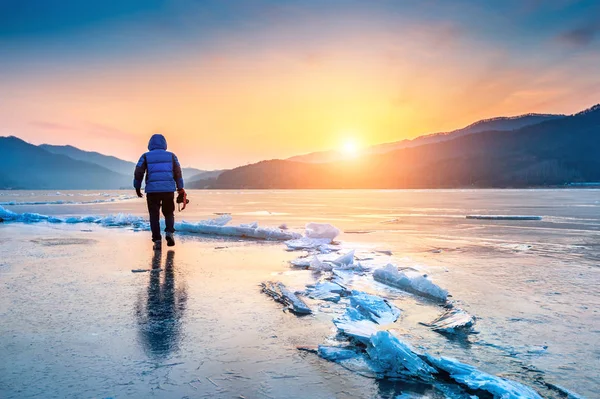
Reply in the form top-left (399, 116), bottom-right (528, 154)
top-left (134, 133), bottom-right (185, 250)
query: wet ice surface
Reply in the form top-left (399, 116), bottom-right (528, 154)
top-left (1, 189), bottom-right (600, 398)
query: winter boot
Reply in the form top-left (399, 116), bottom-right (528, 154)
top-left (166, 232), bottom-right (175, 247)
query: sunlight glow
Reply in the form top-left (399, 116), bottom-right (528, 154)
top-left (341, 138), bottom-right (359, 157)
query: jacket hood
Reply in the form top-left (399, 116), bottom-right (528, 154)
top-left (148, 134), bottom-right (167, 151)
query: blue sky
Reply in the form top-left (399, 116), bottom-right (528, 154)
top-left (1, 0), bottom-right (599, 168)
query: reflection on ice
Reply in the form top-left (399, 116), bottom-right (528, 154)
top-left (135, 251), bottom-right (187, 359)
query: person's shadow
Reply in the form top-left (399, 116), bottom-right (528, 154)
top-left (136, 250), bottom-right (187, 359)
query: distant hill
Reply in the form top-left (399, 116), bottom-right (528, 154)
top-left (187, 170), bottom-right (226, 189)
top-left (287, 113), bottom-right (565, 163)
top-left (0, 137), bottom-right (130, 189)
top-left (40, 144), bottom-right (204, 180)
top-left (211, 104), bottom-right (600, 188)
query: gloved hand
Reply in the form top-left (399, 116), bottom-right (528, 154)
top-left (176, 188), bottom-right (186, 202)
top-left (136, 188), bottom-right (143, 198)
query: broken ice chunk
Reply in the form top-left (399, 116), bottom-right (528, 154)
top-left (333, 319), bottom-right (379, 344)
top-left (424, 355), bottom-right (543, 399)
top-left (315, 346), bottom-right (382, 378)
top-left (423, 307), bottom-right (475, 334)
top-left (305, 222), bottom-right (340, 240)
top-left (177, 221), bottom-right (301, 241)
top-left (332, 250), bottom-right (355, 266)
top-left (286, 237), bottom-right (333, 250)
top-left (348, 290), bottom-right (401, 325)
top-left (310, 255), bottom-right (333, 272)
top-left (306, 281), bottom-right (346, 302)
top-left (261, 281), bottom-right (312, 315)
top-left (373, 264), bottom-right (448, 303)
top-left (290, 256), bottom-right (311, 268)
top-left (317, 346), bottom-right (361, 362)
top-left (366, 331), bottom-right (436, 380)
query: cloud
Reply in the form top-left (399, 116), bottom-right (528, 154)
top-left (85, 122), bottom-right (135, 140)
top-left (556, 23), bottom-right (600, 47)
top-left (30, 121), bottom-right (76, 130)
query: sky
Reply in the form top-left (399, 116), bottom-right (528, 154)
top-left (1, 0), bottom-right (599, 169)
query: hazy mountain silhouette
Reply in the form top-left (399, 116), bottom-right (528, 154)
top-left (40, 144), bottom-right (205, 181)
top-left (2, 105), bottom-right (597, 190)
top-left (287, 113), bottom-right (565, 163)
top-left (0, 137), bottom-right (130, 189)
top-left (211, 104), bottom-right (600, 188)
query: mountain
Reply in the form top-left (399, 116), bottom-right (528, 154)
top-left (187, 170), bottom-right (226, 189)
top-left (39, 144), bottom-right (205, 180)
top-left (210, 104), bottom-right (600, 188)
top-left (287, 113), bottom-right (565, 163)
top-left (0, 137), bottom-right (130, 189)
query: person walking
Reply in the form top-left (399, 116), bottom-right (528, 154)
top-left (134, 134), bottom-right (185, 250)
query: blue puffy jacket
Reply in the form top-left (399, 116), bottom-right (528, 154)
top-left (133, 134), bottom-right (184, 193)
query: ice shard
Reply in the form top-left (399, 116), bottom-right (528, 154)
top-left (261, 281), bottom-right (312, 315)
top-left (305, 222), bottom-right (340, 240)
top-left (366, 331), bottom-right (437, 380)
top-left (373, 264), bottom-right (448, 303)
top-left (333, 319), bottom-right (379, 344)
top-left (306, 281), bottom-right (346, 302)
top-left (347, 290), bottom-right (401, 325)
top-left (424, 355), bottom-right (543, 399)
top-left (423, 307), bottom-right (475, 334)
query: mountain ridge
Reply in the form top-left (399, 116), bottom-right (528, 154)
top-left (0, 136), bottom-right (131, 189)
top-left (40, 144), bottom-right (206, 180)
top-left (211, 103), bottom-right (600, 189)
top-left (287, 112), bottom-right (566, 164)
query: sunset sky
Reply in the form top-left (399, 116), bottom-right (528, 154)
top-left (1, 1), bottom-right (599, 169)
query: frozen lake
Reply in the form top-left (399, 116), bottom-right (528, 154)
top-left (1, 189), bottom-right (599, 398)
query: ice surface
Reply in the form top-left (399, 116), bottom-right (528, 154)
top-left (305, 222), bottom-right (340, 240)
top-left (366, 331), bottom-right (436, 380)
top-left (466, 215), bottom-right (542, 221)
top-left (544, 382), bottom-right (585, 399)
top-left (424, 355), bottom-right (543, 399)
top-left (424, 307), bottom-right (475, 334)
top-left (347, 290), bottom-right (401, 325)
top-left (373, 264), bottom-right (448, 302)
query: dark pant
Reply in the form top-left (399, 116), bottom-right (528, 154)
top-left (146, 192), bottom-right (175, 241)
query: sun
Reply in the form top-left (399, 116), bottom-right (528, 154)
top-left (341, 138), bottom-right (359, 157)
